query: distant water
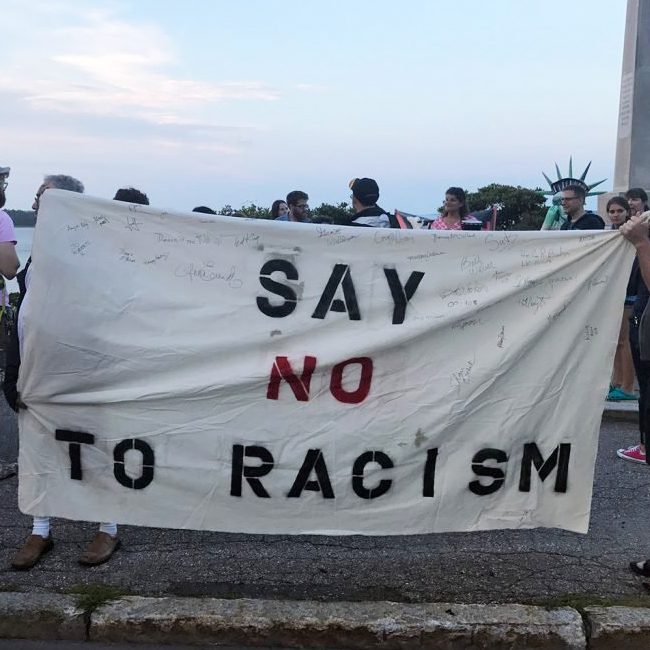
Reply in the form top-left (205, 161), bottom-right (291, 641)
top-left (5, 227), bottom-right (33, 294)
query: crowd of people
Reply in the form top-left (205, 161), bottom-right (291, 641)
top-left (0, 168), bottom-right (649, 581)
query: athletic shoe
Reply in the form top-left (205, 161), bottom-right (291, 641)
top-left (607, 388), bottom-right (638, 401)
top-left (616, 445), bottom-right (647, 463)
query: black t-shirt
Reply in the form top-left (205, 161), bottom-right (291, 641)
top-left (560, 212), bottom-right (605, 230)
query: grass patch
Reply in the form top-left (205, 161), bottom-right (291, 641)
top-left (538, 593), bottom-right (650, 614)
top-left (65, 584), bottom-right (127, 615)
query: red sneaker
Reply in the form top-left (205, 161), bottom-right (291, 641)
top-left (617, 445), bottom-right (647, 464)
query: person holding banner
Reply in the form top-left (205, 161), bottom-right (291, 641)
top-left (6, 175), bottom-right (121, 570)
top-left (618, 213), bottom-right (650, 466)
top-left (626, 188), bottom-right (649, 217)
top-left (621, 213), bottom-right (650, 582)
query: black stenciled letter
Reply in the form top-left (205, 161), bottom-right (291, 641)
top-left (287, 449), bottom-right (334, 498)
top-left (422, 448), bottom-right (439, 497)
top-left (55, 429), bottom-right (95, 480)
top-left (231, 444), bottom-right (274, 497)
top-left (312, 264), bottom-right (361, 320)
top-left (352, 451), bottom-right (393, 499)
top-left (257, 259), bottom-right (298, 318)
top-left (384, 268), bottom-right (425, 325)
top-left (519, 443), bottom-right (571, 493)
top-left (113, 438), bottom-right (155, 489)
top-left (469, 448), bottom-right (508, 496)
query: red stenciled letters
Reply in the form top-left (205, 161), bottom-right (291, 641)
top-left (330, 357), bottom-right (373, 404)
top-left (266, 356), bottom-right (317, 401)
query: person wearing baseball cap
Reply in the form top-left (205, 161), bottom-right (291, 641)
top-left (347, 177), bottom-right (391, 228)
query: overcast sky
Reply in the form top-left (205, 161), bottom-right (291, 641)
top-left (0, 0), bottom-right (627, 214)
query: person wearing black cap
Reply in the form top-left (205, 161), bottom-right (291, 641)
top-left (348, 178), bottom-right (391, 228)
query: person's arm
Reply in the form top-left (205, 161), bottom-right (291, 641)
top-left (0, 242), bottom-right (19, 279)
top-left (3, 316), bottom-right (20, 412)
top-left (621, 214), bottom-right (650, 290)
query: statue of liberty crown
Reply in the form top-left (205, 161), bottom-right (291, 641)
top-left (542, 158), bottom-right (606, 196)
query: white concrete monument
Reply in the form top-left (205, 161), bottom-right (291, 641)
top-left (613, 0), bottom-right (650, 192)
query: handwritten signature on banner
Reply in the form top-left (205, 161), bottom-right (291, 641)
top-left (174, 262), bottom-right (244, 289)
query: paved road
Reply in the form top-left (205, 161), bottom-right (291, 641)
top-left (0, 418), bottom-right (649, 604)
top-left (0, 643), bottom-right (281, 649)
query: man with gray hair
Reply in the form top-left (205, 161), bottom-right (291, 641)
top-left (6, 174), bottom-right (121, 570)
top-left (31, 174), bottom-right (85, 216)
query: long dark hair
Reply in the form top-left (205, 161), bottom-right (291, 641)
top-left (0, 188), bottom-right (5, 209)
top-left (271, 199), bottom-right (288, 218)
top-left (444, 186), bottom-right (468, 219)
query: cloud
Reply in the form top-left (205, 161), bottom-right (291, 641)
top-left (1, 2), bottom-right (279, 136)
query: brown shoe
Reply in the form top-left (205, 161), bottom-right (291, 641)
top-left (79, 532), bottom-right (120, 566)
top-left (11, 534), bottom-right (53, 570)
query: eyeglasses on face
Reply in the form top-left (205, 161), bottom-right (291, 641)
top-left (560, 196), bottom-right (579, 202)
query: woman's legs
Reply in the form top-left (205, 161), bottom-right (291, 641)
top-left (619, 320), bottom-right (650, 463)
top-left (612, 306), bottom-right (636, 394)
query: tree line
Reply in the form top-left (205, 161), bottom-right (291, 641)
top-left (7, 183), bottom-right (549, 230)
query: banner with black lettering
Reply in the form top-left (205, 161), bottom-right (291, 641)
top-left (18, 191), bottom-right (633, 534)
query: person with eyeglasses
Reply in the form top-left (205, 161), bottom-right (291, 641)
top-left (283, 190), bottom-right (311, 223)
top-left (559, 185), bottom-right (605, 230)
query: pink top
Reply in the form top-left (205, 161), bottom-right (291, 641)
top-left (0, 210), bottom-right (17, 307)
top-left (429, 217), bottom-right (462, 231)
top-left (0, 210), bottom-right (17, 244)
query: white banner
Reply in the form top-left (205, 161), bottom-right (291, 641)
top-left (18, 191), bottom-right (633, 534)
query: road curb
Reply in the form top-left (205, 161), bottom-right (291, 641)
top-left (602, 407), bottom-right (638, 422)
top-left (584, 605), bottom-right (650, 649)
top-left (89, 596), bottom-right (586, 649)
top-left (0, 592), bottom-right (85, 641)
top-left (2, 591), bottom-right (650, 648)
